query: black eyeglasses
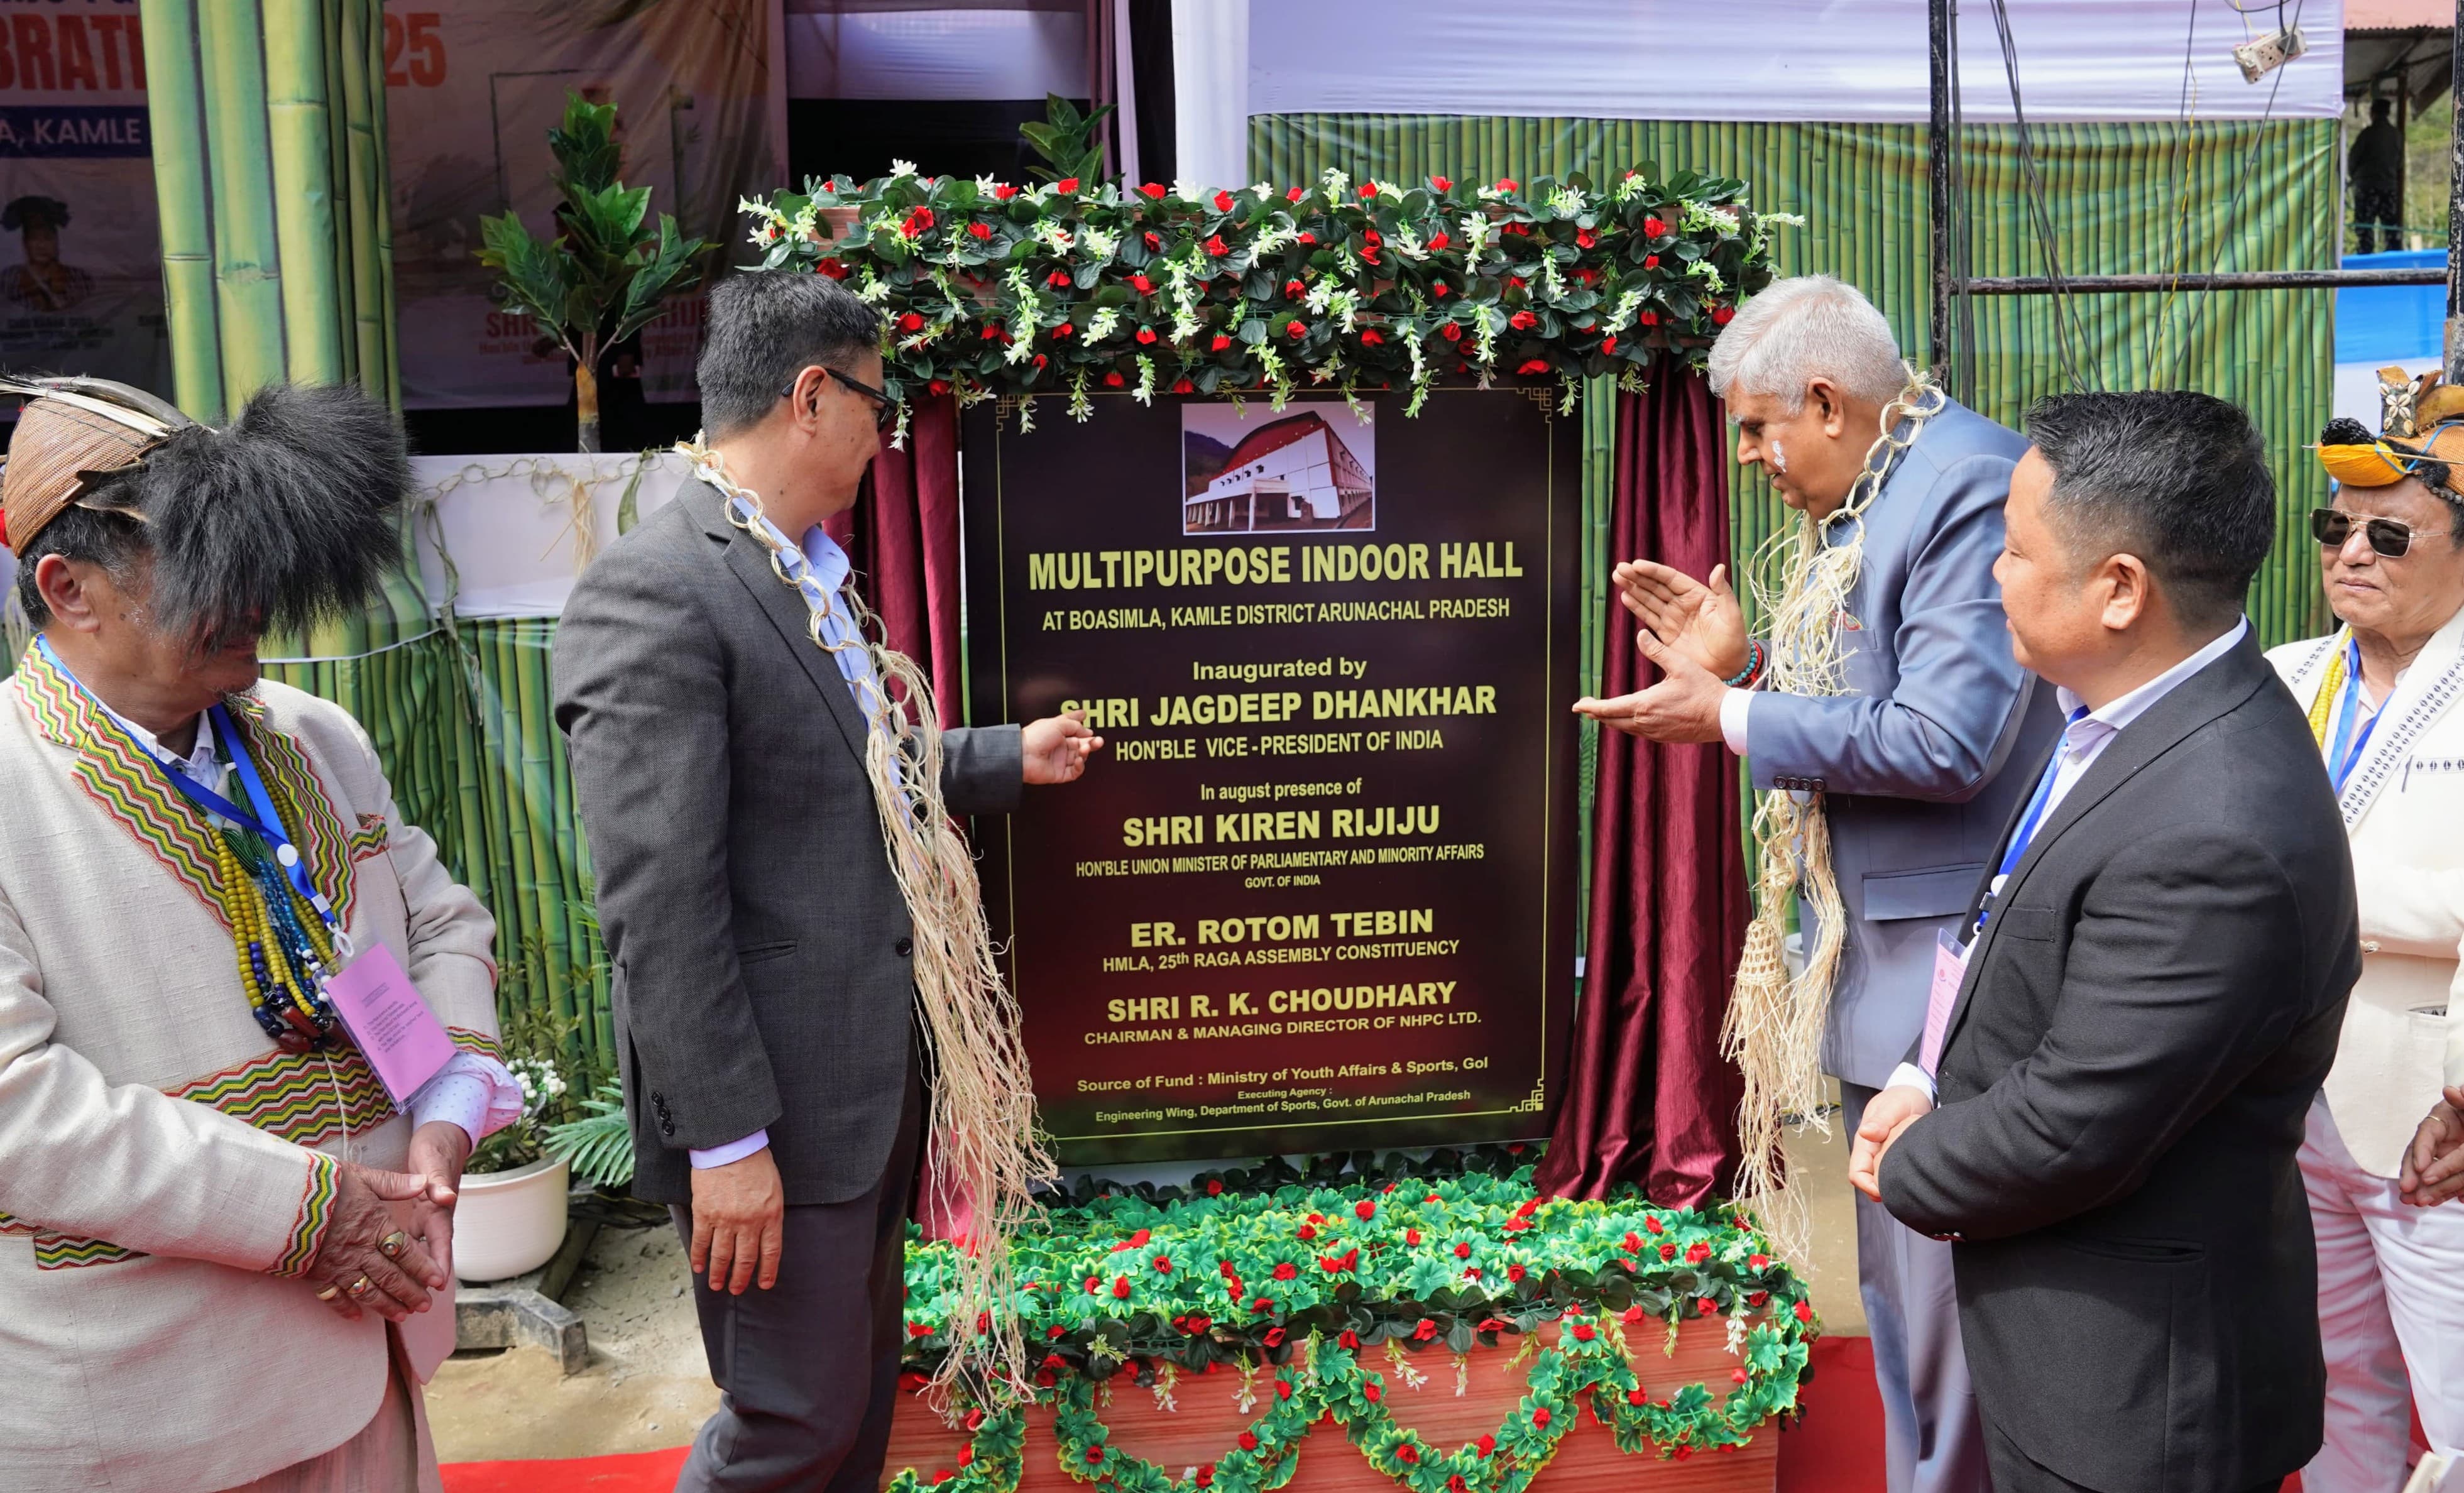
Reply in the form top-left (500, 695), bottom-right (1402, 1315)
top-left (780, 366), bottom-right (899, 431)
top-left (2312, 506), bottom-right (2423, 558)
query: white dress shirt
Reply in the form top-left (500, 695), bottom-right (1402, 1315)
top-left (109, 705), bottom-right (522, 1148)
top-left (1884, 618), bottom-right (2251, 1100)
top-left (690, 525), bottom-right (889, 1171)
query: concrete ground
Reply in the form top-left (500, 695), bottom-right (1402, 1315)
top-left (425, 1112), bottom-right (1866, 1462)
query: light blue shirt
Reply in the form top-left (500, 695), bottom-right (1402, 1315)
top-left (689, 525), bottom-right (881, 1171)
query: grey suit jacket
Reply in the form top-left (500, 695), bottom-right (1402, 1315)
top-left (552, 480), bottom-right (1021, 1207)
top-left (1880, 632), bottom-right (2359, 1492)
top-left (1744, 398), bottom-right (2062, 1087)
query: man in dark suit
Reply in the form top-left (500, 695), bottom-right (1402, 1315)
top-left (1851, 390), bottom-right (2362, 1493)
top-left (554, 271), bottom-right (1098, 1491)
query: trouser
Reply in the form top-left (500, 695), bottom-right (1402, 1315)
top-left (2355, 188), bottom-right (2401, 254)
top-left (1842, 1080), bottom-right (1994, 1493)
top-left (1983, 1418), bottom-right (2281, 1493)
top-left (673, 1062), bottom-right (925, 1493)
top-left (2302, 1095), bottom-right (2464, 1493)
top-left (219, 1332), bottom-right (439, 1493)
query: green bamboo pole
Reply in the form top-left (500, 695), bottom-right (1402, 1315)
top-left (338, 0), bottom-right (390, 402)
top-left (320, 0), bottom-right (358, 392)
top-left (138, 0), bottom-right (226, 422)
top-left (364, 0), bottom-right (400, 410)
top-left (263, 0), bottom-right (342, 383)
top-left (194, 0), bottom-right (288, 403)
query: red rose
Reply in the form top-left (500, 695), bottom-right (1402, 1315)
top-left (1464, 1267), bottom-right (1481, 1280)
top-left (816, 258), bottom-right (848, 280)
top-left (1145, 231), bottom-right (1162, 248)
top-left (1355, 1200), bottom-right (1376, 1221)
top-left (1296, 231), bottom-right (1317, 244)
top-left (1129, 1230), bottom-right (1151, 1247)
top-left (1131, 273), bottom-right (1154, 292)
top-left (1048, 1323), bottom-right (1068, 1338)
top-left (1576, 229), bottom-right (1597, 248)
top-left (1308, 1213), bottom-right (1325, 1223)
top-left (1533, 1408), bottom-right (1552, 1429)
top-left (1056, 177), bottom-right (1080, 194)
top-left (1046, 271), bottom-right (1070, 288)
top-left (1602, 335), bottom-right (1618, 354)
top-left (1207, 1178), bottom-right (1225, 1195)
top-left (1639, 310), bottom-right (1660, 327)
top-left (907, 1322), bottom-right (931, 1338)
top-left (1273, 1262), bottom-right (1296, 1280)
top-left (1196, 1468), bottom-right (1214, 1488)
top-left (1085, 1448), bottom-right (1105, 1466)
top-left (1626, 1388), bottom-right (1649, 1406)
top-left (1366, 1382), bottom-right (1383, 1403)
top-left (1153, 1255), bottom-right (1173, 1273)
top-left (1795, 1298), bottom-right (1814, 1324)
top-left (1624, 1231), bottom-right (1643, 1252)
top-left (1713, 305), bottom-right (1736, 325)
top-left (1171, 377), bottom-right (1194, 393)
top-left (899, 312), bottom-right (925, 332)
top-left (1396, 1444), bottom-right (1420, 1465)
top-left (1432, 282), bottom-right (1449, 297)
top-left (1659, 1242), bottom-right (1678, 1261)
top-left (1218, 1259), bottom-right (1237, 1277)
top-left (1440, 322), bottom-right (1462, 342)
top-left (1136, 328), bottom-right (1158, 345)
top-left (1112, 1276), bottom-right (1131, 1298)
top-left (1749, 1291), bottom-right (1770, 1307)
top-left (1749, 1254), bottom-right (1770, 1271)
top-left (1339, 1329), bottom-right (1361, 1348)
top-left (1136, 182), bottom-right (1166, 199)
top-left (1643, 254), bottom-right (1661, 269)
top-left (1053, 323), bottom-right (1074, 339)
top-left (1034, 354), bottom-right (1047, 367)
top-left (1570, 1323), bottom-right (1596, 1342)
top-left (1276, 1379), bottom-right (1293, 1399)
top-left (1036, 1369), bottom-right (1056, 1387)
top-left (1697, 1297), bottom-right (1717, 1316)
top-left (1211, 334), bottom-right (1232, 351)
top-left (1083, 1276), bottom-right (1100, 1294)
top-left (1427, 232), bottom-right (1449, 251)
top-left (1448, 1479), bottom-right (1470, 1493)
top-left (1685, 1242), bottom-right (1712, 1264)
top-left (1239, 1431), bottom-right (1259, 1451)
top-left (928, 380), bottom-right (951, 396)
top-left (1103, 372), bottom-right (1125, 388)
top-left (965, 1409), bottom-right (986, 1431)
top-left (1296, 1223), bottom-right (1317, 1241)
top-left (1496, 177), bottom-right (1519, 191)
top-left (1516, 358), bottom-right (1549, 375)
top-left (933, 1472), bottom-right (953, 1485)
top-left (1286, 319), bottom-right (1306, 338)
top-left (1645, 216), bottom-right (1668, 237)
top-left (1263, 1326), bottom-right (1286, 1347)
top-left (1733, 1367), bottom-right (1751, 1384)
top-left (1403, 1226), bottom-right (1418, 1243)
top-left (1205, 235), bottom-right (1228, 256)
top-left (968, 222), bottom-right (993, 241)
top-left (1251, 1295), bottom-right (1273, 1312)
top-left (1187, 1313), bottom-right (1210, 1333)
top-left (1413, 1318), bottom-right (1439, 1340)
top-left (1509, 310), bottom-right (1538, 331)
top-left (1507, 1264), bottom-right (1527, 1282)
top-left (1454, 1240), bottom-right (1472, 1258)
top-left (1284, 279), bottom-right (1305, 297)
top-left (994, 183), bottom-right (1019, 200)
top-left (1508, 275), bottom-right (1527, 289)
top-left (1213, 190), bottom-right (1235, 212)
top-left (1431, 175), bottom-right (1453, 190)
top-left (1287, 186), bottom-right (1305, 202)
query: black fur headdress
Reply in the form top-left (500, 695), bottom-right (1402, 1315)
top-left (7, 380), bottom-right (410, 645)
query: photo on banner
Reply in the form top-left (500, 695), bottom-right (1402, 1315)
top-left (1182, 400), bottom-right (1377, 536)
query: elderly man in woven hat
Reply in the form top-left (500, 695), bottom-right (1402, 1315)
top-left (0, 376), bottom-right (518, 1493)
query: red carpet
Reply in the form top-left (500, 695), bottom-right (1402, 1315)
top-left (439, 1337), bottom-right (1889, 1493)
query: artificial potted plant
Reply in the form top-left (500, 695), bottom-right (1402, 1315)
top-left (452, 1004), bottom-right (582, 1282)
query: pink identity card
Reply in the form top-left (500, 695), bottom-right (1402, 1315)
top-left (325, 943), bottom-right (455, 1105)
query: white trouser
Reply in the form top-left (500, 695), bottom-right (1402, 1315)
top-left (2303, 1095), bottom-right (2464, 1493)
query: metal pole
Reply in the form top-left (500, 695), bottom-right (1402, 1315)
top-left (2446, 0), bottom-right (2463, 380)
top-left (1965, 267), bottom-right (2446, 293)
top-left (1928, 0), bottom-right (1954, 378)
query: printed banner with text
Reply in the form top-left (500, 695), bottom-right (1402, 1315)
top-left (965, 390), bottom-right (1580, 1164)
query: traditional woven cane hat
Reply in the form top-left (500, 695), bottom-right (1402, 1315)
top-left (0, 375), bottom-right (195, 552)
top-left (2316, 366), bottom-right (2464, 501)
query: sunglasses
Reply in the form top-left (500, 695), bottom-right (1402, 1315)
top-left (780, 366), bottom-right (899, 431)
top-left (2313, 506), bottom-right (2423, 558)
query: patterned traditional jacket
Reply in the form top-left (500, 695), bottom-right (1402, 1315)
top-left (0, 643), bottom-right (500, 1492)
top-left (2270, 606), bottom-right (2464, 1176)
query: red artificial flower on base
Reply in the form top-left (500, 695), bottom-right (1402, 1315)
top-left (1440, 322), bottom-right (1462, 343)
top-left (1495, 177), bottom-right (1519, 192)
top-left (1359, 329), bottom-right (1384, 346)
top-left (898, 312), bottom-right (925, 332)
top-left (1533, 1408), bottom-right (1552, 1429)
top-left (1455, 1241), bottom-right (1472, 1258)
top-left (1685, 1242), bottom-right (1712, 1264)
top-left (1749, 1254), bottom-right (1770, 1271)
top-left (1645, 216), bottom-right (1668, 237)
top-left (1272, 1262), bottom-right (1297, 1281)
top-left (1365, 1382), bottom-right (1383, 1403)
top-left (1136, 328), bottom-right (1158, 345)
top-left (1396, 1444), bottom-right (1420, 1465)
top-left (1431, 175), bottom-right (1453, 190)
top-left (1509, 310), bottom-right (1538, 331)
top-left (968, 222), bottom-right (992, 241)
top-left (993, 183), bottom-right (1019, 200)
top-left (1355, 1200), bottom-right (1376, 1221)
top-left (1795, 1298), bottom-right (1815, 1324)
top-left (1213, 190), bottom-right (1235, 212)
top-left (1516, 358), bottom-right (1549, 375)
top-left (1141, 182), bottom-right (1167, 199)
top-left (1477, 1435), bottom-right (1497, 1458)
top-left (1170, 377), bottom-right (1195, 393)
top-left (1286, 186), bottom-right (1305, 202)
top-left (1427, 232), bottom-right (1450, 251)
top-left (1212, 334), bottom-right (1233, 351)
top-left (1239, 1432), bottom-right (1259, 1452)
top-left (1130, 273), bottom-right (1154, 293)
top-left (1576, 229), bottom-right (1597, 249)
top-left (1205, 236), bottom-right (1228, 256)
top-left (1112, 1276), bottom-right (1131, 1298)
top-left (1713, 305), bottom-right (1736, 325)
top-left (1103, 372), bottom-right (1126, 388)
top-left (1432, 282), bottom-right (1450, 297)
top-left (1056, 177), bottom-right (1080, 194)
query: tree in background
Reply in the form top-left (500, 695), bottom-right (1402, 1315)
top-left (479, 92), bottom-right (708, 452)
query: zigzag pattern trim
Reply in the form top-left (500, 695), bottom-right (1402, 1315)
top-left (224, 696), bottom-right (358, 929)
top-left (0, 1211), bottom-right (35, 1237)
top-left (168, 1046), bottom-right (395, 1148)
top-left (16, 643), bottom-right (223, 917)
top-left (270, 1151), bottom-right (340, 1278)
top-left (33, 1233), bottom-right (142, 1271)
top-left (449, 1026), bottom-right (504, 1064)
top-left (349, 812), bottom-right (390, 861)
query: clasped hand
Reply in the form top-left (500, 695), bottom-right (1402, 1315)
top-left (2400, 1085), bottom-right (2464, 1207)
top-left (1571, 560), bottom-right (1748, 745)
top-left (304, 1119), bottom-right (468, 1322)
top-left (1848, 1085), bottom-right (1933, 1203)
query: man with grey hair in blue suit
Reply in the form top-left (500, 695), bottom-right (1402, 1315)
top-left (1578, 275), bottom-right (2059, 1493)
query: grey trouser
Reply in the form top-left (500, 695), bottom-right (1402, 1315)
top-left (672, 1063), bottom-right (923, 1493)
top-left (1843, 1080), bottom-right (1994, 1493)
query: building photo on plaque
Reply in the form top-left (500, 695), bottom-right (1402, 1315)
top-left (1181, 399), bottom-right (1376, 535)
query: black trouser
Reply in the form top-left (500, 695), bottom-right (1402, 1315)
top-left (1984, 1417), bottom-right (2287, 1493)
top-left (671, 1061), bottom-right (923, 1493)
top-left (2354, 187), bottom-right (2401, 254)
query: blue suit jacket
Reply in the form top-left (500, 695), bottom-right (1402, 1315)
top-left (1743, 398), bottom-right (2062, 1089)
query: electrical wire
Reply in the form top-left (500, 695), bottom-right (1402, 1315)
top-left (1987, 0), bottom-right (2096, 391)
top-left (2168, 0), bottom-right (2304, 387)
top-left (2142, 0), bottom-right (2206, 378)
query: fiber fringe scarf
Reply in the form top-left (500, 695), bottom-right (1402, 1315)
top-left (680, 440), bottom-right (1054, 1408)
top-left (1726, 373), bottom-right (1942, 1260)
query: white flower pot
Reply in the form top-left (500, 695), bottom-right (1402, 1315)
top-left (454, 1155), bottom-right (571, 1283)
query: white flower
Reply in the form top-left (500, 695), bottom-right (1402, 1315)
top-left (1173, 178), bottom-right (1205, 205)
top-left (889, 158), bottom-right (918, 180)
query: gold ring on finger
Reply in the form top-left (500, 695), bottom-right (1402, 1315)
top-left (378, 1230), bottom-right (410, 1261)
top-left (315, 1283), bottom-right (342, 1301)
top-left (347, 1274), bottom-right (374, 1299)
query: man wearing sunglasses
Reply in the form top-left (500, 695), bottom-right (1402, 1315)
top-left (2270, 402), bottom-right (2464, 1490)
top-left (554, 270), bottom-right (1100, 1492)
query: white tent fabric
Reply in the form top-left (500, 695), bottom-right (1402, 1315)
top-left (786, 6), bottom-right (1088, 101)
top-left (1175, 0), bottom-right (1252, 189)
top-left (1209, 0), bottom-right (2343, 128)
top-left (409, 454), bottom-right (693, 621)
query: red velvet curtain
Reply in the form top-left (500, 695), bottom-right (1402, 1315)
top-left (1536, 365), bottom-right (1751, 1209)
top-left (824, 394), bottom-right (965, 723)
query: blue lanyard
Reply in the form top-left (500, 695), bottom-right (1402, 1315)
top-left (2326, 640), bottom-right (2382, 795)
top-left (37, 638), bottom-right (349, 952)
top-left (1975, 708), bottom-right (2086, 936)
